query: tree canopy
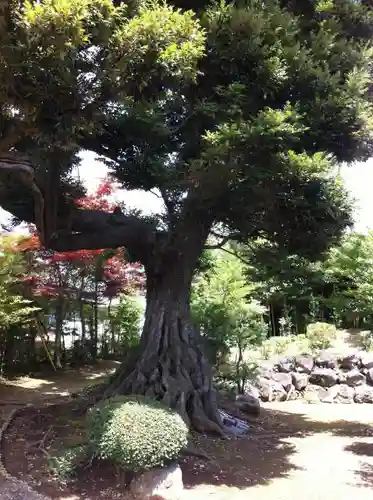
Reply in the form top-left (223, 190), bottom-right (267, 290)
top-left (1, 0), bottom-right (372, 261)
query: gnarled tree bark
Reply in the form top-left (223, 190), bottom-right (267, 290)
top-left (105, 254), bottom-right (224, 434)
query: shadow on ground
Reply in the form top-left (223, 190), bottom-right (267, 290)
top-left (345, 441), bottom-right (373, 488)
top-left (0, 359), bottom-right (119, 404)
top-left (183, 404), bottom-right (373, 491)
top-left (2, 364), bottom-right (373, 498)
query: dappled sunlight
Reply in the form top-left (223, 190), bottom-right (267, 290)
top-left (182, 403), bottom-right (373, 499)
top-left (0, 360), bottom-right (119, 403)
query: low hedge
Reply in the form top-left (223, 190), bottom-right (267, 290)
top-left (86, 395), bottom-right (189, 472)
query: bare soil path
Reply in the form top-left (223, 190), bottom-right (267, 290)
top-left (0, 364), bottom-right (372, 500)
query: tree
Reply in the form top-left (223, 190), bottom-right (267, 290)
top-left (191, 250), bottom-right (266, 378)
top-left (17, 180), bottom-right (145, 366)
top-left (0, 234), bottom-right (40, 371)
top-left (1, 0), bottom-right (373, 432)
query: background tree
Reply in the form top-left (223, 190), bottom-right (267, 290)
top-left (16, 180), bottom-right (145, 367)
top-left (0, 0), bottom-right (373, 432)
top-left (0, 234), bottom-right (40, 372)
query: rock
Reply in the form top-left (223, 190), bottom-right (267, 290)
top-left (257, 364), bottom-right (275, 379)
top-left (354, 384), bottom-right (373, 404)
top-left (340, 353), bottom-right (361, 370)
top-left (335, 384), bottom-right (355, 404)
top-left (315, 351), bottom-right (338, 369)
top-left (286, 385), bottom-right (299, 400)
top-left (291, 372), bottom-right (309, 391)
top-left (321, 385), bottom-right (339, 403)
top-left (272, 372), bottom-right (293, 392)
top-left (255, 377), bottom-right (287, 402)
top-left (130, 463), bottom-right (183, 500)
top-left (243, 383), bottom-right (260, 400)
top-left (345, 368), bottom-right (365, 387)
top-left (275, 356), bottom-right (295, 373)
top-left (309, 367), bottom-right (339, 387)
top-left (361, 352), bottom-right (373, 370)
top-left (295, 354), bottom-right (314, 374)
top-left (235, 394), bottom-right (260, 416)
top-left (366, 367), bottom-right (373, 385)
top-left (303, 384), bottom-right (328, 403)
top-left (324, 384), bottom-right (355, 404)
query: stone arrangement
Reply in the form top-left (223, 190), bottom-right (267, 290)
top-left (236, 350), bottom-right (373, 414)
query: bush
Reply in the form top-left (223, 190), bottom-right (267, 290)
top-left (306, 322), bottom-right (337, 350)
top-left (49, 445), bottom-right (87, 481)
top-left (358, 330), bottom-right (373, 351)
top-left (86, 395), bottom-right (189, 472)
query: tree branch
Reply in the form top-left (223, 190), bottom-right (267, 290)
top-left (219, 246), bottom-right (251, 266)
top-left (49, 210), bottom-right (157, 264)
top-left (0, 155), bottom-right (45, 242)
top-left (204, 236), bottom-right (231, 249)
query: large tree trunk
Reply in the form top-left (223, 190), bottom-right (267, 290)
top-left (105, 248), bottom-right (224, 434)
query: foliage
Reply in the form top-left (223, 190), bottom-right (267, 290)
top-left (239, 230), bottom-right (373, 337)
top-left (0, 235), bottom-right (39, 330)
top-left (191, 251), bottom-right (266, 363)
top-left (1, 0), bottom-right (371, 257)
top-left (219, 360), bottom-right (260, 395)
top-left (306, 322), bottom-right (337, 350)
top-left (356, 330), bottom-right (373, 351)
top-left (48, 445), bottom-right (88, 481)
top-left (86, 395), bottom-right (188, 472)
top-left (109, 295), bottom-right (143, 354)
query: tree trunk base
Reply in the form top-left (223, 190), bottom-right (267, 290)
top-left (101, 348), bottom-right (225, 436)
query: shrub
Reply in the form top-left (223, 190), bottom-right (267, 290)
top-left (86, 395), bottom-right (188, 472)
top-left (306, 322), bottom-right (337, 350)
top-left (358, 330), bottom-right (373, 351)
top-left (49, 445), bottom-right (87, 481)
top-left (216, 360), bottom-right (259, 394)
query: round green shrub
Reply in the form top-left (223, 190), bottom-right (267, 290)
top-left (86, 395), bottom-right (189, 472)
top-left (306, 322), bottom-right (337, 350)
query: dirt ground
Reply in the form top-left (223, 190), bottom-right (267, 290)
top-left (0, 362), bottom-right (373, 500)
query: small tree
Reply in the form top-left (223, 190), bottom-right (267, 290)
top-left (192, 251), bottom-right (266, 365)
top-left (0, 235), bottom-right (40, 371)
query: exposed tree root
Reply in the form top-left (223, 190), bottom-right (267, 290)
top-left (26, 425), bottom-right (54, 458)
top-left (95, 298), bottom-right (227, 436)
top-left (103, 359), bottom-right (226, 437)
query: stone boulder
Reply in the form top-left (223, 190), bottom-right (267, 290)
top-left (315, 351), bottom-right (338, 369)
top-left (354, 384), bottom-right (373, 404)
top-left (255, 377), bottom-right (287, 402)
top-left (291, 372), bottom-right (309, 391)
top-left (235, 394), bottom-right (261, 416)
top-left (340, 353), bottom-right (361, 370)
top-left (309, 367), bottom-right (338, 387)
top-left (345, 368), bottom-right (365, 387)
top-left (243, 383), bottom-right (260, 400)
top-left (304, 384), bottom-right (328, 403)
top-left (361, 352), bottom-right (373, 370)
top-left (272, 372), bottom-right (293, 392)
top-left (275, 356), bottom-right (295, 373)
top-left (295, 354), bottom-right (314, 374)
top-left (257, 364), bottom-right (276, 379)
top-left (366, 368), bottom-right (373, 385)
top-left (130, 463), bottom-right (183, 500)
top-left (323, 384), bottom-right (354, 404)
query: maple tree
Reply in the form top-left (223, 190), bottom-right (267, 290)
top-left (16, 180), bottom-right (145, 367)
